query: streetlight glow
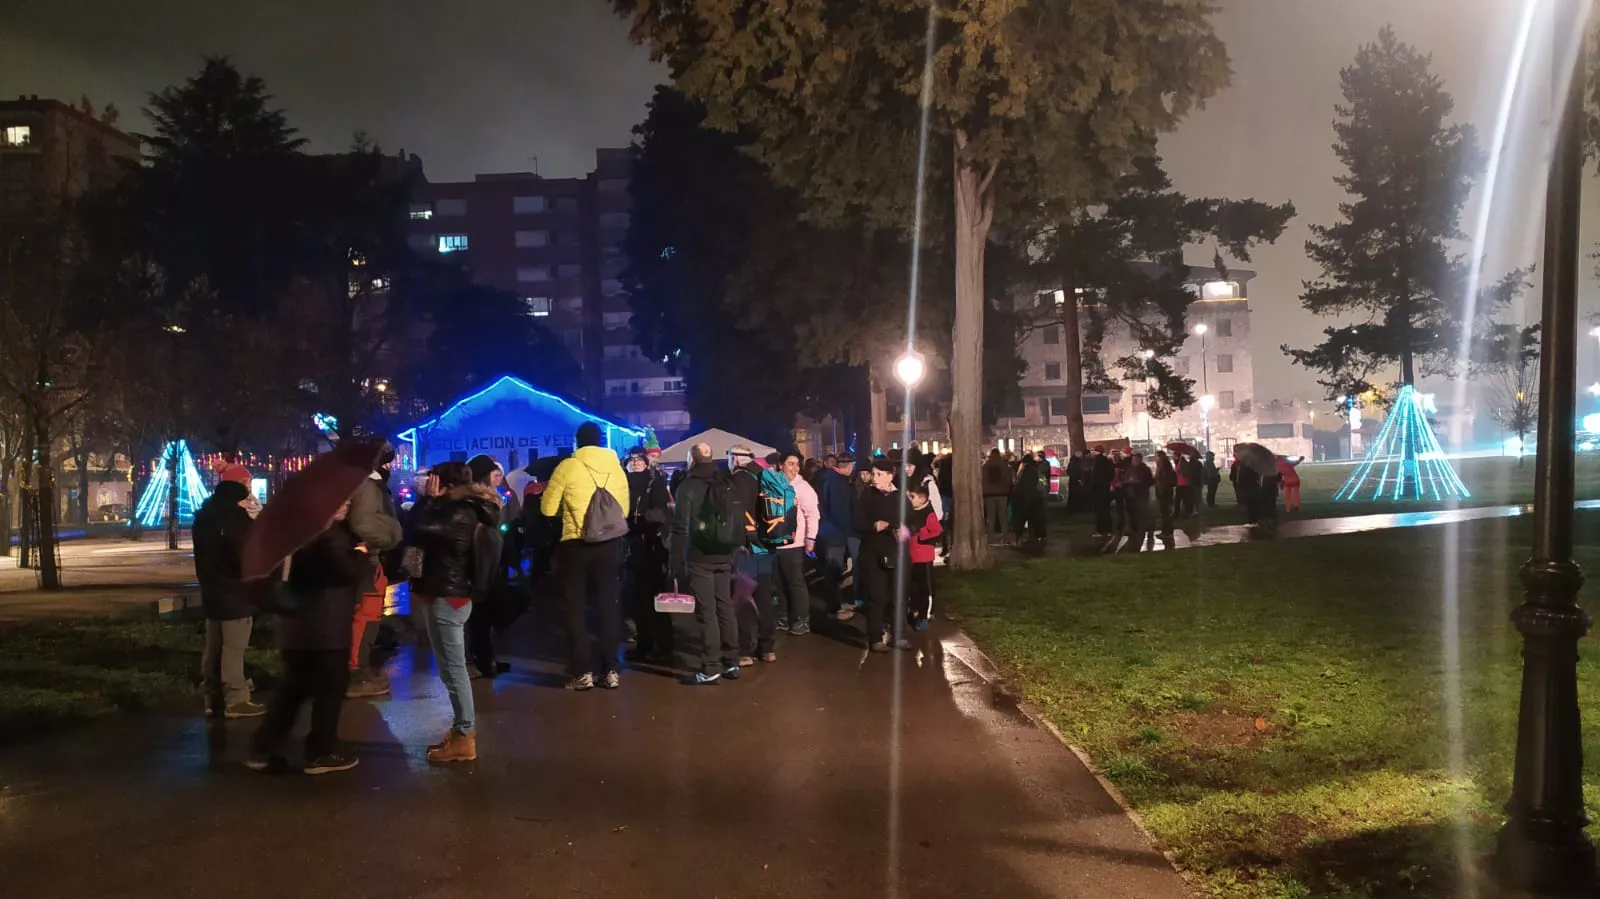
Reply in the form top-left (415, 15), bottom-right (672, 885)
top-left (1199, 394), bottom-right (1216, 412)
top-left (1138, 348), bottom-right (1155, 360)
top-left (894, 350), bottom-right (927, 389)
top-left (1192, 323), bottom-right (1208, 336)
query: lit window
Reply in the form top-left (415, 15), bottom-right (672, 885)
top-left (515, 230), bottom-right (549, 248)
top-left (1044, 363), bottom-right (1061, 381)
top-left (435, 198), bottom-right (467, 216)
top-left (516, 266), bottom-right (551, 282)
top-left (1216, 318), bottom-right (1233, 338)
top-left (524, 297), bottom-right (552, 317)
top-left (3, 125), bottom-right (31, 147)
top-left (437, 234), bottom-right (469, 253)
top-left (513, 195), bottom-right (548, 214)
top-left (408, 204), bottom-right (432, 220)
top-left (1216, 354), bottom-right (1234, 374)
top-left (1201, 280), bottom-right (1237, 300)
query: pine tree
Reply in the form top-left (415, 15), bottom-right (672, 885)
top-left (1287, 27), bottom-right (1520, 397)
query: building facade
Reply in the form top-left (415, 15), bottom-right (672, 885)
top-left (404, 149), bottom-right (690, 443)
top-left (0, 95), bottom-right (141, 211)
top-left (999, 265), bottom-right (1270, 457)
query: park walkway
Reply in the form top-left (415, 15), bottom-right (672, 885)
top-left (0, 611), bottom-right (1193, 899)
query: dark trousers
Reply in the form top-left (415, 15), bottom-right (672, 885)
top-left (626, 537), bottom-right (671, 658)
top-left (819, 538), bottom-right (851, 612)
top-left (907, 561), bottom-right (933, 623)
top-left (1205, 481), bottom-right (1219, 508)
top-left (254, 649), bottom-right (348, 760)
top-left (860, 550), bottom-right (903, 647)
top-left (1124, 499), bottom-right (1150, 552)
top-left (737, 551), bottom-right (775, 656)
top-left (674, 559), bottom-right (737, 675)
top-left (1092, 491), bottom-right (1113, 534)
top-left (467, 599), bottom-right (496, 674)
top-left (772, 549), bottom-right (810, 627)
top-left (561, 538), bottom-right (624, 676)
top-left (1155, 488), bottom-right (1175, 534)
top-left (1112, 493), bottom-right (1127, 534)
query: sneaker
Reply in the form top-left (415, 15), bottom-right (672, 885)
top-left (738, 656), bottom-right (756, 668)
top-left (426, 731), bottom-right (477, 764)
top-left (789, 622), bottom-right (810, 636)
top-left (723, 665), bottom-right (741, 680)
top-left (761, 652), bottom-right (778, 663)
top-left (204, 701), bottom-right (221, 718)
top-left (303, 753), bottom-right (359, 776)
top-left (870, 641), bottom-right (892, 653)
top-left (836, 608), bottom-right (857, 622)
top-left (223, 701), bottom-right (267, 719)
top-left (602, 670), bottom-right (621, 690)
top-left (345, 675), bottom-right (387, 699)
top-left (244, 753), bottom-right (283, 772)
top-left (775, 617), bottom-right (789, 631)
top-left (565, 673), bottom-right (595, 691)
top-left (686, 671), bottom-right (722, 686)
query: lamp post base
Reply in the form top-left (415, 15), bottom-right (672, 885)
top-left (1496, 823), bottom-right (1596, 895)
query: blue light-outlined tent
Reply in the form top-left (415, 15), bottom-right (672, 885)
top-left (395, 375), bottom-right (646, 470)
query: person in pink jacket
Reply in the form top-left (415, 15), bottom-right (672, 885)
top-left (775, 450), bottom-right (819, 638)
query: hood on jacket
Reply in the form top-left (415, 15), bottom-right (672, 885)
top-left (445, 482), bottom-right (501, 527)
top-left (208, 480), bottom-right (250, 507)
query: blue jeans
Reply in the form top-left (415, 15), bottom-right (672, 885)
top-left (425, 599), bottom-right (475, 735)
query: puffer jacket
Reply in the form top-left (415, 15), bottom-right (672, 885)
top-left (412, 484), bottom-right (500, 598)
top-left (540, 445), bottom-right (630, 543)
top-left (192, 480), bottom-right (255, 621)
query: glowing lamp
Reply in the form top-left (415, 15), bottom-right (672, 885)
top-left (894, 350), bottom-right (927, 389)
top-left (1193, 323), bottom-right (1208, 336)
top-left (1199, 394), bottom-right (1216, 412)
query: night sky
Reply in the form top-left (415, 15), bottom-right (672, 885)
top-left (2, 0), bottom-right (1588, 404)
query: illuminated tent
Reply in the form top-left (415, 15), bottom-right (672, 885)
top-left (395, 375), bottom-right (646, 471)
top-left (659, 428), bottom-right (778, 465)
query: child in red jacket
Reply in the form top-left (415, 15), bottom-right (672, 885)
top-left (905, 484), bottom-right (943, 632)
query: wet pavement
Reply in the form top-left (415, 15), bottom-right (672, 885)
top-left (1007, 498), bottom-right (1600, 558)
top-left (0, 610), bottom-right (1190, 899)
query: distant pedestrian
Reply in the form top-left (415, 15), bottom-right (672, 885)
top-left (1203, 451), bottom-right (1222, 508)
top-left (624, 446), bottom-right (673, 666)
top-left (981, 449), bottom-right (1012, 543)
top-left (1278, 456), bottom-right (1303, 513)
top-left (670, 442), bottom-right (741, 684)
top-left (1153, 451), bottom-right (1177, 538)
top-left (193, 469), bottom-right (262, 719)
top-left (904, 483), bottom-right (943, 632)
top-left (776, 451), bottom-right (819, 638)
top-left (1122, 453), bottom-right (1154, 552)
top-left (816, 453), bottom-right (860, 620)
top-left (541, 422), bottom-right (631, 691)
top-left (856, 459), bottom-right (910, 652)
top-left (344, 443), bottom-right (404, 698)
top-left (1088, 446), bottom-right (1114, 536)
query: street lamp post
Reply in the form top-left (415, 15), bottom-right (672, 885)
top-left (1497, 3), bottom-right (1596, 891)
top-left (1198, 394), bottom-right (1215, 452)
top-left (1193, 323), bottom-right (1209, 398)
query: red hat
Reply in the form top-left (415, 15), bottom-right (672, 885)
top-left (219, 464), bottom-right (251, 485)
top-left (1092, 445), bottom-right (1106, 453)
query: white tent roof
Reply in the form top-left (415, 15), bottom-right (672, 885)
top-left (659, 428), bottom-right (778, 465)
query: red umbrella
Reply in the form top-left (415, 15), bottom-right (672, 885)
top-left (240, 439), bottom-right (388, 581)
top-left (1165, 442), bottom-right (1200, 457)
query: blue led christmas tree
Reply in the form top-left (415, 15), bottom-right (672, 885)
top-left (132, 440), bottom-right (211, 527)
top-left (1335, 385), bottom-right (1470, 501)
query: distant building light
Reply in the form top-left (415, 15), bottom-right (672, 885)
top-left (438, 234), bottom-right (468, 254)
top-left (1201, 280), bottom-right (1235, 300)
top-left (3, 125), bottom-right (30, 147)
top-left (408, 205), bottom-right (433, 221)
top-left (164, 324), bottom-right (186, 334)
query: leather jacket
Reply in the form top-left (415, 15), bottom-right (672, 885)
top-left (411, 484), bottom-right (500, 599)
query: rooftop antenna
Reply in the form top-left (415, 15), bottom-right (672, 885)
top-left (528, 156), bottom-right (540, 176)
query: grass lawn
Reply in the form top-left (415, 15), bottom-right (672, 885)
top-left (1051, 454), bottom-right (1600, 528)
top-left (0, 616), bottom-right (279, 744)
top-left (944, 509), bottom-right (1600, 898)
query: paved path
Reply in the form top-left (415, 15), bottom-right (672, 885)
top-left (0, 536), bottom-right (196, 622)
top-left (1010, 499), bottom-right (1600, 558)
top-left (0, 612), bottom-right (1191, 899)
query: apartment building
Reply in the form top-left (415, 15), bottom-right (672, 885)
top-left (0, 95), bottom-right (141, 211)
top-left (999, 265), bottom-right (1266, 457)
top-left (405, 149), bottom-right (690, 442)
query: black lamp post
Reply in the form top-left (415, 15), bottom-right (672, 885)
top-left (1496, 4), bottom-right (1596, 891)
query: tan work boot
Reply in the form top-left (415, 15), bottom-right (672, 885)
top-left (426, 730), bottom-right (477, 763)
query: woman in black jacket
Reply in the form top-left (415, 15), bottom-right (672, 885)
top-left (854, 458), bottom-right (909, 653)
top-left (410, 461), bottom-right (500, 764)
top-left (193, 479), bottom-right (259, 718)
top-left (249, 504), bottom-right (365, 775)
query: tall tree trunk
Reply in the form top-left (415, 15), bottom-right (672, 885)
top-left (869, 369), bottom-right (889, 456)
top-left (31, 408), bottom-right (60, 589)
top-left (949, 134), bottom-right (996, 571)
top-left (166, 437), bottom-right (180, 551)
top-left (75, 440), bottom-right (89, 525)
top-left (0, 468), bottom-right (10, 558)
top-left (1056, 231), bottom-right (1088, 454)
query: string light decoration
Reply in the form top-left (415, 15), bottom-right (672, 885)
top-left (1335, 385), bottom-right (1470, 501)
top-left (132, 440), bottom-right (211, 527)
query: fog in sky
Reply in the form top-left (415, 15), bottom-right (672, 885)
top-left (3, 0), bottom-right (1592, 406)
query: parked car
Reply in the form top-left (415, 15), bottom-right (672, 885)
top-left (92, 503), bottom-right (130, 523)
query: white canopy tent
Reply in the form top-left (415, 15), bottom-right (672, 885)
top-left (659, 428), bottom-right (778, 465)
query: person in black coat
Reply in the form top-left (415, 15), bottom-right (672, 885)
top-left (624, 448), bottom-right (673, 664)
top-left (193, 478), bottom-right (261, 718)
top-left (1087, 446), bottom-right (1115, 536)
top-left (249, 510), bottom-right (366, 775)
top-left (855, 458), bottom-right (909, 652)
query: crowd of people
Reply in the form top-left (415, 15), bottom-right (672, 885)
top-left (189, 425), bottom-right (956, 774)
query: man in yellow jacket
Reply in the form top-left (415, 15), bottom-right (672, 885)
top-left (540, 421), bottom-right (631, 691)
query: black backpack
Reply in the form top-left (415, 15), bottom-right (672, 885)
top-left (690, 473), bottom-right (743, 555)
